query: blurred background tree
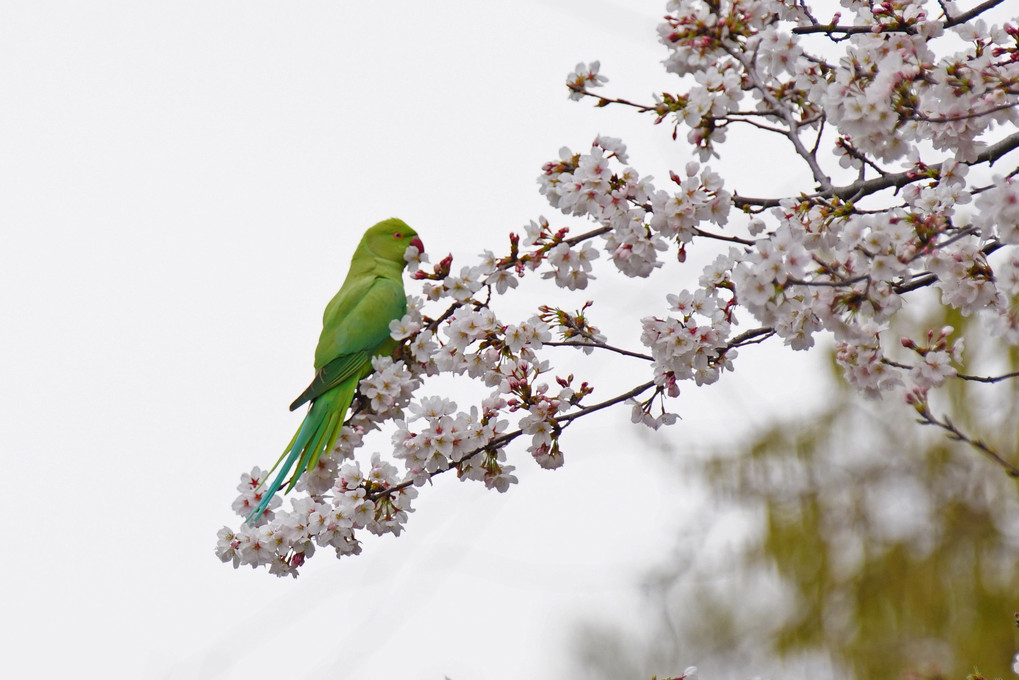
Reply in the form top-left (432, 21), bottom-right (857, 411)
top-left (571, 301), bottom-right (1019, 680)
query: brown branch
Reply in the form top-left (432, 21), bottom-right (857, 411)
top-left (840, 139), bottom-right (891, 177)
top-left (957, 369), bottom-right (1019, 384)
top-left (693, 227), bottom-right (757, 246)
top-left (828, 131), bottom-right (1019, 199)
top-left (733, 131), bottom-right (1019, 209)
top-left (913, 101), bottom-right (1019, 124)
top-left (791, 0), bottom-right (1006, 36)
top-left (585, 93), bottom-right (658, 113)
top-left (873, 359), bottom-right (1018, 388)
top-left (786, 274), bottom-right (869, 288)
top-left (893, 240), bottom-right (1004, 293)
top-left (722, 42), bottom-right (834, 192)
top-left (565, 225), bottom-right (611, 246)
top-left (917, 405), bottom-right (1019, 478)
top-left (557, 380), bottom-right (657, 424)
top-left (726, 327), bottom-right (776, 348)
top-left (724, 116), bottom-right (794, 135)
top-left (546, 340), bottom-right (654, 361)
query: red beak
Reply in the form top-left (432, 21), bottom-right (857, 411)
top-left (410, 236), bottom-right (425, 254)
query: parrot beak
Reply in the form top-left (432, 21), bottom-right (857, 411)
top-left (410, 236), bottom-right (425, 254)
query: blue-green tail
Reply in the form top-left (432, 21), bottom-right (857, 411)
top-left (245, 381), bottom-right (356, 524)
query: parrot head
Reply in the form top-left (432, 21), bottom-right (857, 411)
top-left (363, 217), bottom-right (424, 263)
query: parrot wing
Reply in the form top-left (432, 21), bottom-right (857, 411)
top-left (288, 352), bottom-right (368, 411)
top-left (290, 274), bottom-right (408, 411)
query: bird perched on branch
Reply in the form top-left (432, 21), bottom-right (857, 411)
top-left (246, 218), bottom-right (424, 523)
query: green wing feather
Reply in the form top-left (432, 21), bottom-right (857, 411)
top-left (289, 351), bottom-right (368, 411)
top-left (290, 276), bottom-right (407, 410)
top-left (314, 275), bottom-right (408, 370)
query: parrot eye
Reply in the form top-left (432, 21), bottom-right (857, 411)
top-left (393, 232), bottom-right (403, 239)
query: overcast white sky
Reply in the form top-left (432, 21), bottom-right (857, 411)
top-left (2, 2), bottom-right (830, 678)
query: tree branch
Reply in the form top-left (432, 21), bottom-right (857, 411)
top-left (892, 240), bottom-right (1004, 294)
top-left (726, 327), bottom-right (776, 348)
top-left (913, 101), bottom-right (1019, 124)
top-left (916, 405), bottom-right (1019, 478)
top-left (366, 380), bottom-right (658, 501)
top-left (693, 227), bottom-right (757, 246)
top-left (546, 340), bottom-right (654, 361)
top-left (956, 369), bottom-right (1019, 384)
top-left (733, 131), bottom-right (1019, 209)
top-left (723, 43), bottom-right (833, 192)
top-left (557, 380), bottom-right (657, 424)
top-left (791, 0), bottom-right (1007, 36)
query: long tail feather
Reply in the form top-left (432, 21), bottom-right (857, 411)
top-left (256, 429), bottom-right (301, 490)
top-left (306, 380), bottom-right (356, 476)
top-left (245, 381), bottom-right (356, 524)
top-left (288, 412), bottom-right (331, 492)
top-left (299, 411), bottom-right (339, 487)
top-left (245, 417), bottom-right (317, 524)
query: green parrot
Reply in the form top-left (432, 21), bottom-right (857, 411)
top-left (246, 218), bottom-right (424, 524)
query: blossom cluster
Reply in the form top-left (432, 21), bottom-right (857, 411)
top-left (217, 455), bottom-right (418, 578)
top-left (538, 141), bottom-right (731, 277)
top-left (655, 0), bottom-right (1019, 163)
top-left (557, 0), bottom-right (1017, 441)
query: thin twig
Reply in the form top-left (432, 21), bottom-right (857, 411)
top-left (557, 381), bottom-right (657, 424)
top-left (723, 43), bottom-right (833, 191)
top-left (725, 117), bottom-right (795, 135)
top-left (546, 340), bottom-right (654, 361)
top-left (957, 369), bottom-right (1019, 384)
top-left (914, 101), bottom-right (1019, 124)
top-left (840, 139), bottom-right (891, 176)
top-left (917, 405), bottom-right (1019, 478)
top-left (693, 227), bottom-right (757, 246)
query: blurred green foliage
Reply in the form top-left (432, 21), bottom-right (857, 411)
top-left (573, 308), bottom-right (1019, 679)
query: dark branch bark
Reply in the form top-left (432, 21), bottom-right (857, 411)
top-left (791, 0), bottom-right (1006, 36)
top-left (734, 131), bottom-right (1019, 209)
